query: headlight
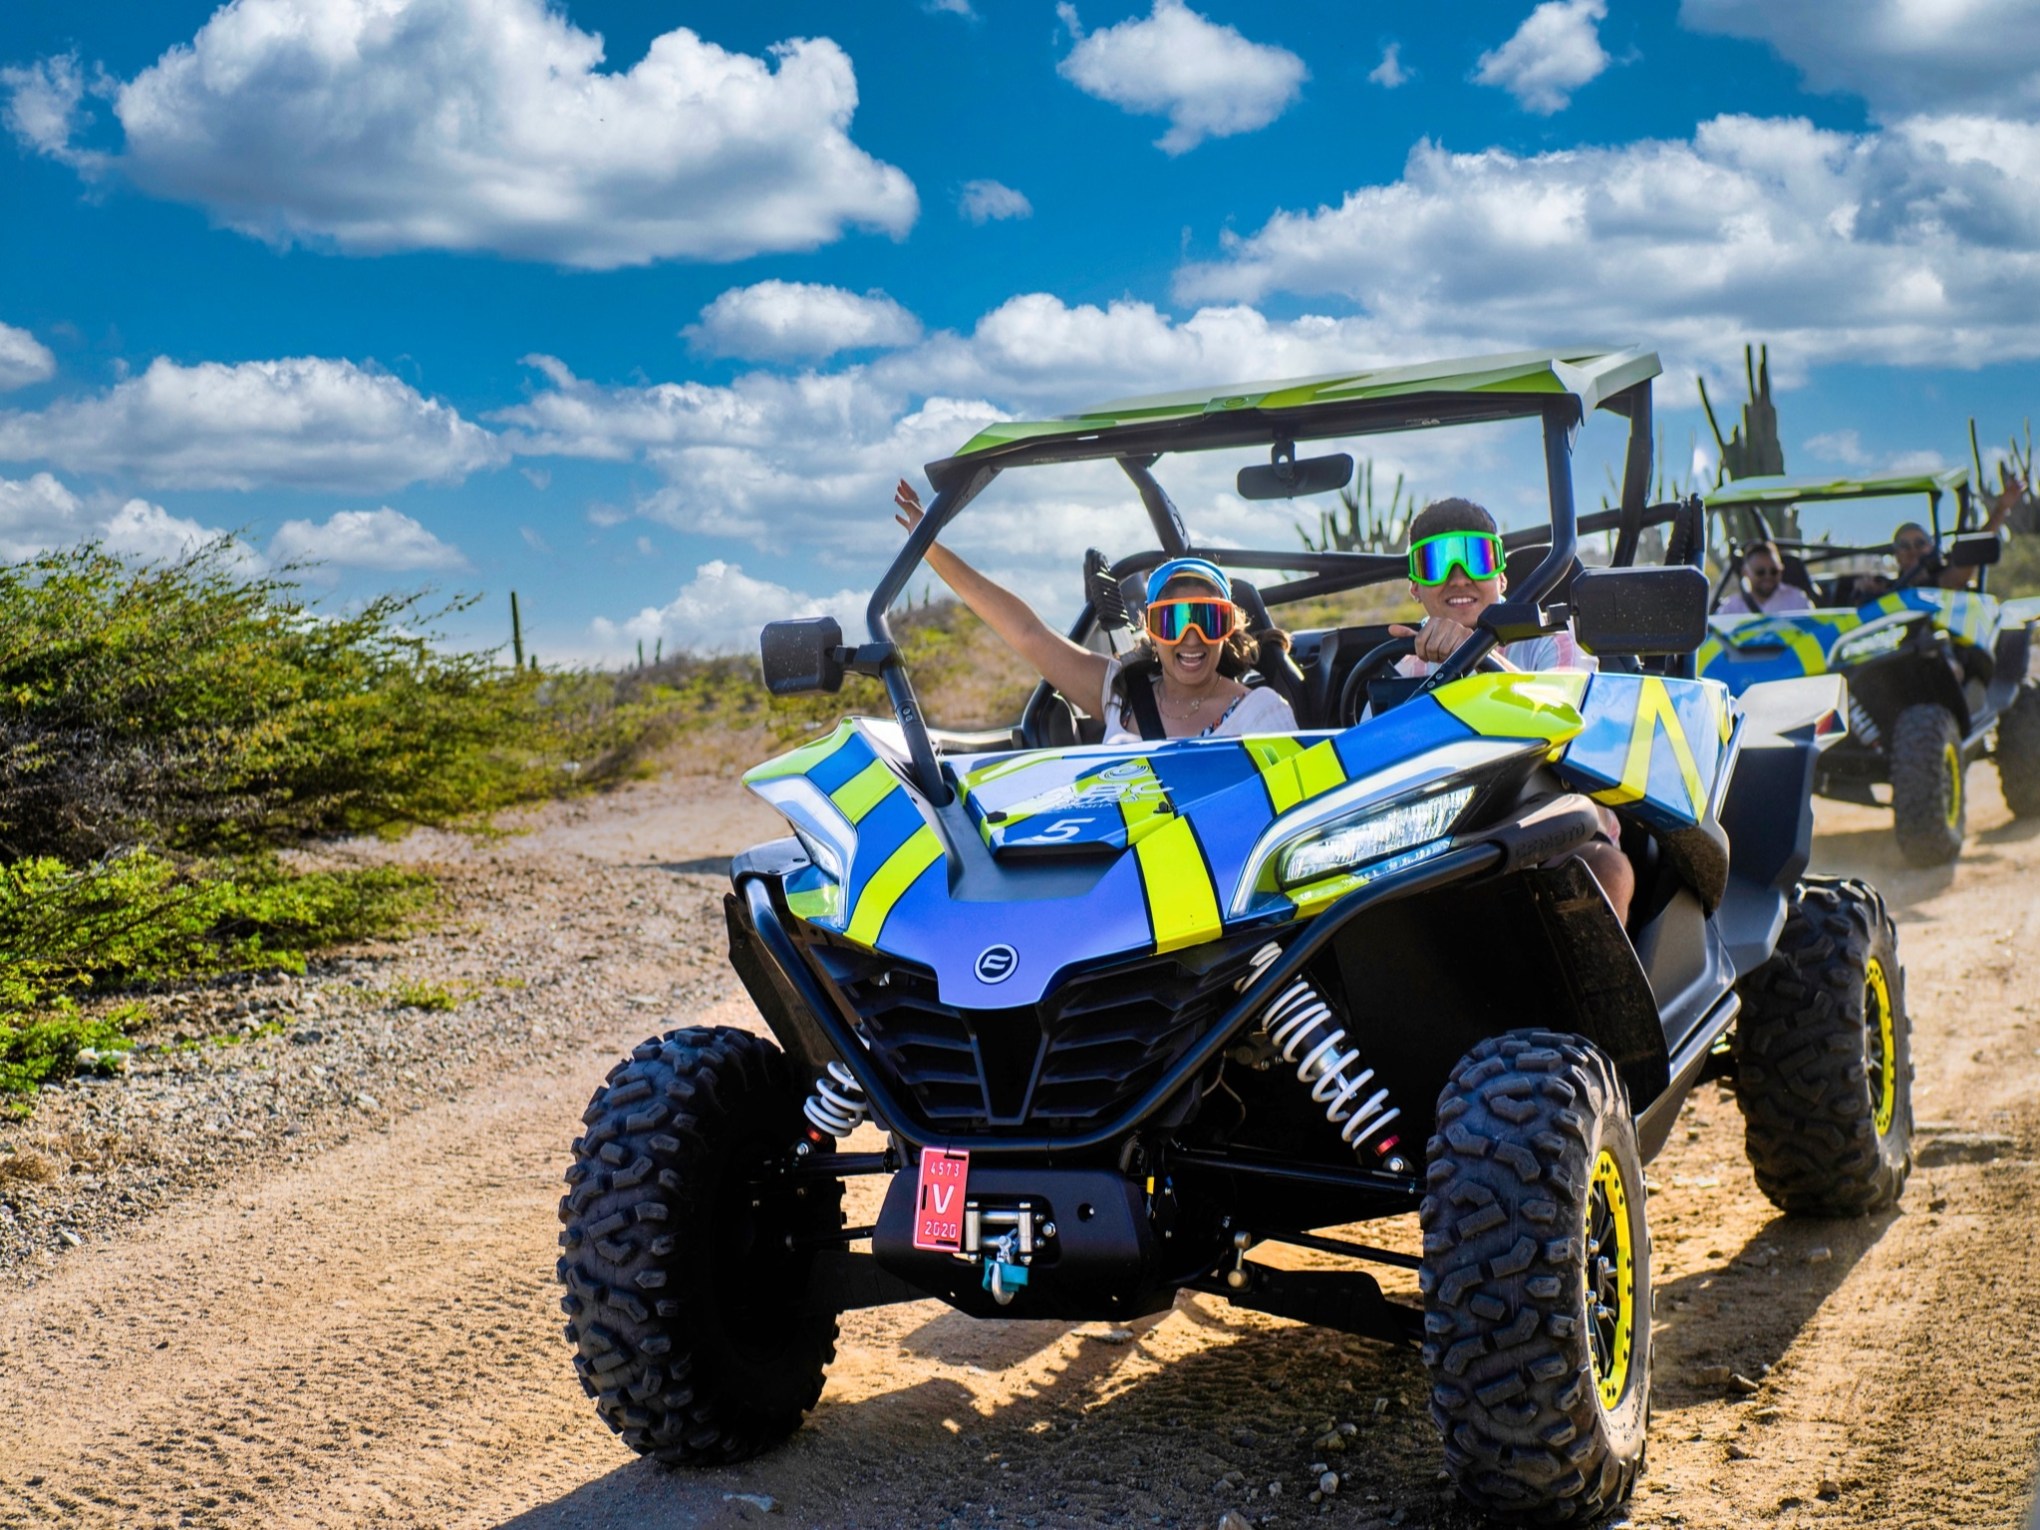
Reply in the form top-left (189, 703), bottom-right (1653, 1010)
top-left (1278, 786), bottom-right (1475, 888)
top-left (750, 777), bottom-right (856, 882)
top-left (1829, 618), bottom-right (1911, 667)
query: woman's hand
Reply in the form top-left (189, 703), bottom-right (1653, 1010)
top-left (1389, 617), bottom-right (1473, 664)
top-left (893, 478), bottom-right (926, 535)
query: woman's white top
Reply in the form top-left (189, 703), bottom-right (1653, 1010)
top-left (1097, 656), bottom-right (1297, 745)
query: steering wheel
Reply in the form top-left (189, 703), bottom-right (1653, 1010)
top-left (1336, 636), bottom-right (1507, 727)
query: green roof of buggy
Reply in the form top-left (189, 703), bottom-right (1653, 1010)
top-left (933, 347), bottom-right (1660, 473)
top-left (1704, 468), bottom-right (1970, 508)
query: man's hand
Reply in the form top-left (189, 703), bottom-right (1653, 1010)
top-left (1389, 618), bottom-right (1473, 664)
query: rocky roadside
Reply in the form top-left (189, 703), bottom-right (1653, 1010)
top-left (0, 831), bottom-right (739, 1287)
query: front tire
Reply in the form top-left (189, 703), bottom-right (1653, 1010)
top-left (1996, 678), bottom-right (2040, 817)
top-left (1734, 878), bottom-right (1911, 1216)
top-left (1889, 703), bottom-right (1965, 866)
top-left (1421, 1031), bottom-right (1651, 1525)
top-left (557, 1026), bottom-right (843, 1464)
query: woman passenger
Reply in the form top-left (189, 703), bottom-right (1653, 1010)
top-left (891, 479), bottom-right (1295, 741)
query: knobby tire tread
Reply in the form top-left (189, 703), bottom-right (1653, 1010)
top-left (1419, 1030), bottom-right (1650, 1525)
top-left (1734, 878), bottom-right (1911, 1216)
top-left (556, 1025), bottom-right (842, 1465)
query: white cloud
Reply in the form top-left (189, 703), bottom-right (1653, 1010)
top-left (684, 282), bottom-right (922, 362)
top-left (959, 180), bottom-right (1034, 224)
top-left (591, 560), bottom-right (866, 657)
top-left (1368, 44), bottom-right (1409, 89)
top-left (1474, 0), bottom-right (1610, 114)
top-left (0, 472), bottom-right (234, 564)
top-left (0, 54), bottom-right (100, 164)
top-left (101, 499), bottom-right (241, 564)
top-left (1804, 429), bottom-right (1868, 466)
top-left (0, 323), bottom-right (56, 392)
top-left (1056, 0), bottom-right (1307, 154)
top-left (1174, 114), bottom-right (2040, 372)
top-left (3, 0), bottom-right (917, 268)
top-left (268, 508), bottom-right (469, 574)
top-left (0, 473), bottom-right (84, 559)
top-left (1681, 0), bottom-right (2040, 118)
top-left (0, 356), bottom-right (505, 491)
top-left (925, 0), bottom-right (977, 15)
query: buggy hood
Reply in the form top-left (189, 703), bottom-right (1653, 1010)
top-left (744, 673), bottom-right (1733, 1007)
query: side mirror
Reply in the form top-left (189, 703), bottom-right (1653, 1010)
top-left (1947, 533), bottom-right (2002, 569)
top-left (1570, 566), bottom-right (1710, 656)
top-left (1237, 447), bottom-right (1354, 501)
top-left (760, 616), bottom-right (845, 695)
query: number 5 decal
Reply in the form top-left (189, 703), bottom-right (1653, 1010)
top-left (1027, 817), bottom-right (1088, 843)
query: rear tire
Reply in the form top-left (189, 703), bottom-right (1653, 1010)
top-left (557, 1026), bottom-right (842, 1464)
top-left (1889, 703), bottom-right (1965, 866)
top-left (1734, 878), bottom-right (1911, 1216)
top-left (1421, 1030), bottom-right (1651, 1525)
top-left (1996, 678), bottom-right (2040, 818)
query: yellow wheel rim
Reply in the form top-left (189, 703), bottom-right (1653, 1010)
top-left (1867, 956), bottom-right (1898, 1136)
top-left (1944, 742), bottom-right (1963, 828)
top-left (1585, 1149), bottom-right (1635, 1411)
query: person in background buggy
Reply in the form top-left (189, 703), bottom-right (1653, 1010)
top-left (1718, 540), bottom-right (1813, 614)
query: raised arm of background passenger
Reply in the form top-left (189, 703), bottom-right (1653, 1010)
top-left (893, 479), bottom-right (1109, 709)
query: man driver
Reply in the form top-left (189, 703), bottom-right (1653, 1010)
top-left (1717, 541), bottom-right (1812, 614)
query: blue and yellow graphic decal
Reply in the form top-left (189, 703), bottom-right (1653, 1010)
top-left (1552, 674), bottom-right (1734, 831)
top-left (1700, 589), bottom-right (2006, 694)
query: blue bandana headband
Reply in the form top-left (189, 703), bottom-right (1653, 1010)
top-left (1144, 557), bottom-right (1231, 605)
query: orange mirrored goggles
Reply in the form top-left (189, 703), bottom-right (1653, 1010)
top-left (1144, 597), bottom-right (1236, 645)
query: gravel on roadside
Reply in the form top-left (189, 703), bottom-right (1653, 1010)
top-left (0, 842), bottom-right (739, 1286)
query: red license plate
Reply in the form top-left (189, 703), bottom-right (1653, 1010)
top-left (912, 1147), bottom-right (970, 1253)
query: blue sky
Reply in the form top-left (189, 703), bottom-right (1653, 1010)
top-left (3, 0), bottom-right (2037, 662)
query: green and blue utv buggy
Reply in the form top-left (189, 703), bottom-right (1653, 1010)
top-left (558, 350), bottom-right (1913, 1524)
top-left (1698, 469), bottom-right (2040, 864)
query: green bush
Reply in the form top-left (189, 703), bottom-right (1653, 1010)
top-left (0, 848), bottom-right (432, 1107)
top-left (0, 541), bottom-right (685, 862)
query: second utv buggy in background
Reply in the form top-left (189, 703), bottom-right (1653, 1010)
top-left (558, 350), bottom-right (1915, 1524)
top-left (1699, 469), bottom-right (2040, 864)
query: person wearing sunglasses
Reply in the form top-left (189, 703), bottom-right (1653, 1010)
top-left (1718, 540), bottom-right (1812, 614)
top-left (892, 480), bottom-right (1295, 742)
top-left (1386, 497), bottom-right (1633, 924)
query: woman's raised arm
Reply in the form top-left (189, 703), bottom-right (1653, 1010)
top-left (893, 479), bottom-right (1110, 709)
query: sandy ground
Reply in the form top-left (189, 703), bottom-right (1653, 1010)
top-left (3, 763), bottom-right (2038, 1530)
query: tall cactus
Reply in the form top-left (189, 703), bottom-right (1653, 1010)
top-left (1971, 416), bottom-right (2037, 535)
top-left (510, 590), bottom-right (525, 668)
top-left (1697, 344), bottom-right (1791, 542)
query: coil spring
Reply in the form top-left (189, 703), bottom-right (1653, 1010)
top-left (1259, 973), bottom-right (1405, 1162)
top-left (803, 1060), bottom-right (871, 1138)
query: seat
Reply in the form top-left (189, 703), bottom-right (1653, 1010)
top-left (1780, 554), bottom-right (1817, 598)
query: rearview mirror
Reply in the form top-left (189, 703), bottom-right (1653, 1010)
top-left (760, 616), bottom-right (845, 695)
top-left (1947, 533), bottom-right (2002, 568)
top-left (1236, 448), bottom-right (1354, 501)
top-left (1570, 566), bottom-right (1710, 656)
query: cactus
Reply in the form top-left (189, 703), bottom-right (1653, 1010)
top-left (510, 590), bottom-right (525, 669)
top-left (1972, 415), bottom-right (2037, 535)
top-left (1698, 344), bottom-right (1791, 543)
top-left (1296, 459), bottom-right (1415, 553)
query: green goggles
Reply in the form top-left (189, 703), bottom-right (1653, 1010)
top-left (1408, 531), bottom-right (1504, 586)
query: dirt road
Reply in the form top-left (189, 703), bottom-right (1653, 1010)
top-left (3, 767), bottom-right (2038, 1530)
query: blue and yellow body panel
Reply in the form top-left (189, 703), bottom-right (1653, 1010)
top-left (744, 671), bottom-right (1737, 1007)
top-left (1698, 590), bottom-right (2002, 694)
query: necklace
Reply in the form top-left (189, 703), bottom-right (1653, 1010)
top-left (1161, 683), bottom-right (1206, 715)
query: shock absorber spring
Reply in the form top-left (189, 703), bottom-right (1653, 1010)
top-left (802, 1060), bottom-right (872, 1138)
top-left (1259, 974), bottom-right (1408, 1169)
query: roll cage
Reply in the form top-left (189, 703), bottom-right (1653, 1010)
top-left (867, 348), bottom-right (1677, 806)
top-left (1706, 469), bottom-right (1993, 609)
